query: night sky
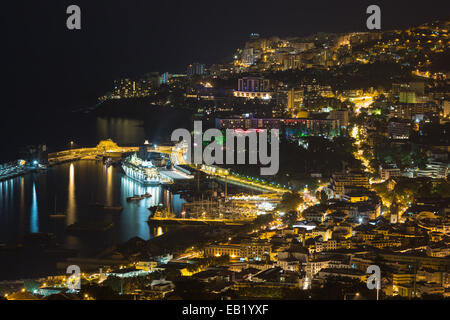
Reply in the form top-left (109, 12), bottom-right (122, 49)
top-left (1, 0), bottom-right (449, 113)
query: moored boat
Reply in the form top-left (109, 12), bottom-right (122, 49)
top-left (127, 195), bottom-right (144, 202)
top-left (122, 153), bottom-right (173, 185)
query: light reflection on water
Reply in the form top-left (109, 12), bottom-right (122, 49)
top-left (30, 183), bottom-right (38, 233)
top-left (96, 117), bottom-right (145, 146)
top-left (67, 163), bottom-right (76, 226)
top-left (19, 178), bottom-right (25, 240)
top-left (0, 161), bottom-right (185, 252)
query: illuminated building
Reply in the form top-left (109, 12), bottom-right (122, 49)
top-left (284, 119), bottom-right (341, 138)
top-left (443, 101), bottom-right (450, 118)
top-left (305, 256), bottom-right (350, 277)
top-left (342, 191), bottom-right (369, 203)
top-left (216, 117), bottom-right (341, 138)
top-left (287, 88), bottom-right (304, 113)
top-left (399, 90), bottom-right (417, 104)
top-left (309, 227), bottom-right (332, 241)
top-left (135, 261), bottom-right (158, 272)
top-left (105, 267), bottom-right (150, 278)
top-left (233, 77), bottom-right (272, 99)
top-left (328, 109), bottom-right (349, 127)
top-left (314, 240), bottom-right (338, 253)
top-left (417, 269), bottom-right (449, 287)
top-left (391, 273), bottom-right (415, 286)
top-left (317, 268), bottom-right (367, 282)
top-left (276, 258), bottom-right (300, 272)
top-left (204, 242), bottom-right (271, 261)
top-left (330, 171), bottom-right (370, 198)
top-left (112, 77), bottom-right (154, 98)
top-left (379, 253), bottom-right (450, 271)
top-left (426, 245), bottom-right (450, 258)
top-left (417, 283), bottom-right (446, 297)
top-left (379, 164), bottom-right (402, 180)
top-left (216, 118), bottom-right (280, 130)
top-left (392, 81), bottom-right (425, 96)
top-left (187, 62), bottom-right (206, 77)
top-left (289, 41), bottom-right (315, 52)
top-left (365, 239), bottom-right (402, 249)
top-left (388, 119), bottom-right (411, 139)
top-left (302, 210), bottom-right (325, 223)
top-left (241, 48), bottom-right (255, 66)
top-left (415, 161), bottom-right (449, 179)
top-left (204, 244), bottom-right (241, 258)
top-left (160, 72), bottom-right (169, 84)
top-left (354, 203), bottom-right (380, 221)
top-left (240, 242), bottom-right (272, 260)
top-left (388, 103), bottom-right (438, 120)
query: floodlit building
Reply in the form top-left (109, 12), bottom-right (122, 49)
top-left (287, 88), bottom-right (304, 113)
top-left (388, 103), bottom-right (438, 120)
top-left (204, 244), bottom-right (241, 258)
top-left (388, 119), bottom-right (411, 139)
top-left (330, 171), bottom-right (370, 198)
top-left (233, 77), bottom-right (272, 99)
top-left (379, 164), bottom-right (402, 180)
top-left (187, 62), bottom-right (206, 77)
top-left (328, 109), bottom-right (349, 127)
top-left (204, 242), bottom-right (271, 261)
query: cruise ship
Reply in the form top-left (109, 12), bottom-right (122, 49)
top-left (121, 153), bottom-right (173, 185)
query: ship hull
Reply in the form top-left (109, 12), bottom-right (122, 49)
top-left (121, 153), bottom-right (174, 185)
top-left (122, 163), bottom-right (161, 185)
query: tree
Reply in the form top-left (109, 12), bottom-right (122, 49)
top-left (80, 283), bottom-right (121, 300)
top-left (433, 180), bottom-right (450, 197)
top-left (277, 191), bottom-right (303, 212)
top-left (320, 190), bottom-right (328, 205)
top-left (282, 210), bottom-right (299, 226)
top-left (161, 267), bottom-right (181, 280)
top-left (102, 276), bottom-right (123, 293)
top-left (24, 280), bottom-right (40, 293)
top-left (173, 279), bottom-right (211, 300)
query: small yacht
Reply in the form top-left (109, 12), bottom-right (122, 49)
top-left (126, 195), bottom-right (144, 202)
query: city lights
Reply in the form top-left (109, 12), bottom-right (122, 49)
top-left (0, 3), bottom-right (448, 307)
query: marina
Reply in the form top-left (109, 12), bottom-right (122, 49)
top-left (0, 160), bottom-right (188, 248)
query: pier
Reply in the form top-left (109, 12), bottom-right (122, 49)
top-left (147, 216), bottom-right (249, 226)
top-left (0, 162), bottom-right (41, 182)
top-left (2, 139), bottom-right (289, 195)
top-left (47, 140), bottom-right (177, 166)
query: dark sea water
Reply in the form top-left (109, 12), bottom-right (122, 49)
top-left (0, 106), bottom-right (194, 162)
top-left (0, 107), bottom-right (193, 280)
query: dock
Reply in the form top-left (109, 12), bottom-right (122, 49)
top-left (147, 216), bottom-right (249, 226)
